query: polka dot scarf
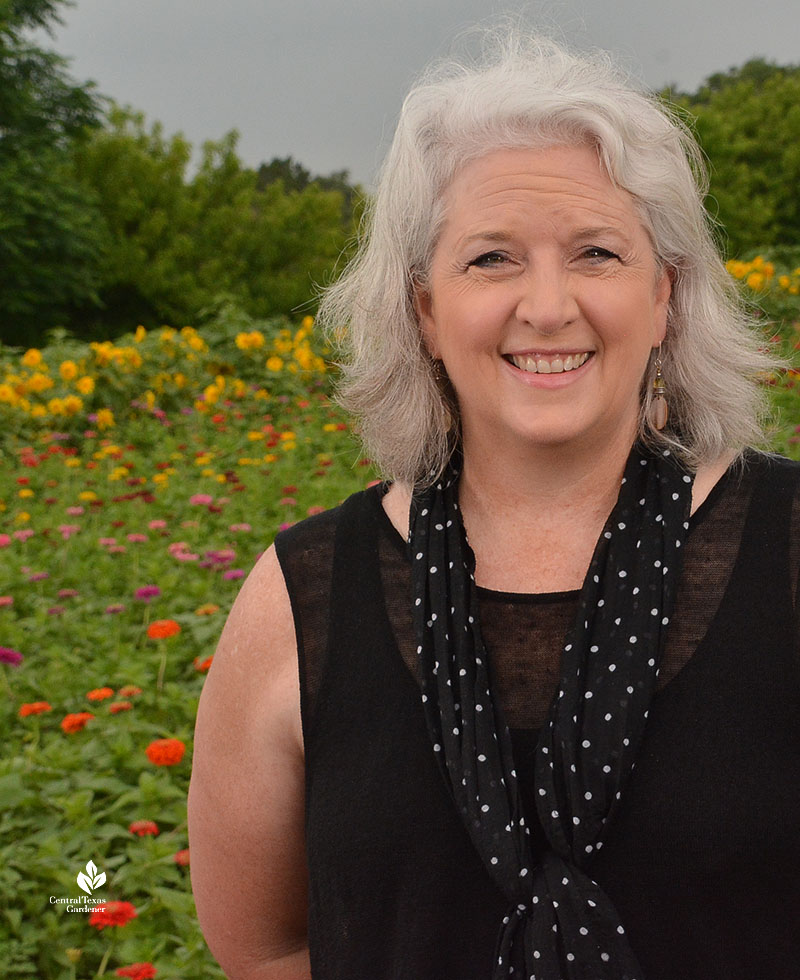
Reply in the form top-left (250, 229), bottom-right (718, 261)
top-left (409, 444), bottom-right (694, 979)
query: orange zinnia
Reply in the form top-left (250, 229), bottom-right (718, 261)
top-left (19, 701), bottom-right (52, 717)
top-left (145, 737), bottom-right (186, 766)
top-left (87, 686), bottom-right (115, 701)
top-left (89, 900), bottom-right (137, 930)
top-left (60, 712), bottom-right (94, 733)
top-left (146, 619), bottom-right (181, 640)
top-left (129, 819), bottom-right (159, 837)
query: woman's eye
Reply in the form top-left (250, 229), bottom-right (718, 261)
top-left (581, 246), bottom-right (619, 262)
top-left (469, 251), bottom-right (507, 267)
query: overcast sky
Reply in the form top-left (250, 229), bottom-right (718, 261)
top-left (41, 0), bottom-right (800, 186)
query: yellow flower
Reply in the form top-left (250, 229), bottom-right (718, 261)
top-left (202, 467), bottom-right (216, 477)
top-left (76, 375), bottom-right (95, 395)
top-left (301, 315), bottom-right (314, 330)
top-left (746, 272), bottom-right (766, 292)
top-left (188, 334), bottom-right (206, 351)
top-left (203, 384), bottom-right (220, 405)
top-left (173, 372), bottom-right (187, 388)
top-left (0, 383), bottom-right (16, 403)
top-left (96, 408), bottom-right (115, 430)
top-left (28, 372), bottom-right (54, 393)
top-left (22, 349), bottom-right (42, 368)
top-left (135, 325), bottom-right (147, 343)
top-left (64, 457), bottom-right (81, 468)
top-left (59, 360), bottom-right (78, 382)
top-left (323, 422), bottom-right (339, 432)
top-left (216, 473), bottom-right (228, 483)
top-left (15, 511), bottom-right (30, 524)
top-left (143, 390), bottom-right (156, 408)
top-left (47, 397), bottom-right (65, 415)
top-left (18, 488), bottom-right (34, 498)
top-left (281, 441), bottom-right (297, 452)
top-left (263, 453), bottom-right (277, 463)
top-left (266, 356), bottom-right (284, 372)
top-left (62, 395), bottom-right (83, 416)
top-left (238, 457), bottom-right (255, 466)
top-left (79, 491), bottom-right (98, 502)
top-left (247, 430), bottom-right (265, 441)
top-left (30, 404), bottom-right (47, 418)
top-left (152, 473), bottom-right (170, 485)
top-left (779, 275), bottom-right (791, 290)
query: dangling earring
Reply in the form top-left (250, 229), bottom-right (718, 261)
top-left (650, 346), bottom-right (668, 431)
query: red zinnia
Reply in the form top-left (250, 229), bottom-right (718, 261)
top-left (109, 700), bottom-right (133, 713)
top-left (60, 712), bottom-right (94, 733)
top-left (19, 701), bottom-right (52, 717)
top-left (89, 900), bottom-right (137, 930)
top-left (145, 737), bottom-right (186, 766)
top-left (173, 848), bottom-right (190, 866)
top-left (115, 965), bottom-right (156, 980)
top-left (129, 819), bottom-right (159, 837)
top-left (146, 619), bottom-right (180, 640)
top-left (194, 655), bottom-right (213, 672)
top-left (87, 686), bottom-right (115, 701)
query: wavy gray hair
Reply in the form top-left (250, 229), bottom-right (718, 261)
top-left (319, 31), bottom-right (776, 487)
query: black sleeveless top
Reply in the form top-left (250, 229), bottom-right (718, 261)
top-left (274, 451), bottom-right (800, 980)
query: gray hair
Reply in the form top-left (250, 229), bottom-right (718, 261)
top-left (319, 30), bottom-right (777, 487)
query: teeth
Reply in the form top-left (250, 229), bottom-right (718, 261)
top-left (509, 352), bottom-right (590, 374)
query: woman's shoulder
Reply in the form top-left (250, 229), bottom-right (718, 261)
top-left (273, 482), bottom-right (389, 576)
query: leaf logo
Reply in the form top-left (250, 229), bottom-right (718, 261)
top-left (76, 859), bottom-right (106, 895)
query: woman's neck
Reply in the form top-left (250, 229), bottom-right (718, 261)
top-left (457, 430), bottom-right (636, 593)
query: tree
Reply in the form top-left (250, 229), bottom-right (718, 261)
top-left (0, 0), bottom-right (105, 346)
top-left (667, 60), bottom-right (800, 256)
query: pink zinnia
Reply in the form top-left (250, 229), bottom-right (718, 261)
top-left (105, 603), bottom-right (126, 614)
top-left (135, 585), bottom-right (161, 601)
top-left (127, 533), bottom-right (148, 543)
top-left (58, 589), bottom-right (80, 599)
top-left (65, 506), bottom-right (84, 516)
top-left (0, 596), bottom-right (13, 607)
top-left (189, 494), bottom-right (214, 506)
top-left (58, 524), bottom-right (81, 539)
top-left (29, 571), bottom-right (49, 582)
top-left (14, 529), bottom-right (34, 542)
top-left (0, 534), bottom-right (11, 548)
top-left (223, 569), bottom-right (244, 580)
top-left (0, 647), bottom-right (23, 666)
top-left (148, 519), bottom-right (167, 530)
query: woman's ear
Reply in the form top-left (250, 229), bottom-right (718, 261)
top-left (653, 265), bottom-right (672, 345)
top-left (413, 282), bottom-right (440, 359)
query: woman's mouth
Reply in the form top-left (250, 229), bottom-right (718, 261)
top-left (505, 351), bottom-right (593, 374)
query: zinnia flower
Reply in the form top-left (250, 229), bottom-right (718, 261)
top-left (145, 738), bottom-right (186, 766)
top-left (60, 712), bottom-right (94, 733)
top-left (105, 603), bottom-right (126, 614)
top-left (189, 493), bottom-right (213, 506)
top-left (223, 569), bottom-right (244, 580)
top-left (115, 964), bottom-right (157, 980)
top-left (0, 646), bottom-right (23, 666)
top-left (19, 701), bottom-right (52, 717)
top-left (89, 900), bottom-right (137, 930)
top-left (118, 685), bottom-right (143, 697)
top-left (129, 820), bottom-right (159, 837)
top-left (87, 687), bottom-right (115, 701)
top-left (173, 848), bottom-right (190, 866)
top-left (0, 596), bottom-right (13, 607)
top-left (146, 619), bottom-right (181, 640)
top-left (194, 655), bottom-right (213, 672)
top-left (194, 603), bottom-right (219, 616)
top-left (109, 700), bottom-right (133, 713)
top-left (135, 585), bottom-right (161, 602)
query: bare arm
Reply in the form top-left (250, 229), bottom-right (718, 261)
top-left (188, 545), bottom-right (310, 980)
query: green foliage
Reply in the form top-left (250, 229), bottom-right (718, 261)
top-left (68, 110), bottom-right (359, 339)
top-left (666, 60), bottom-right (800, 256)
top-left (0, 0), bottom-right (106, 346)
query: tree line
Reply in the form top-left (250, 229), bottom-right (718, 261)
top-left (2, 0), bottom-right (799, 346)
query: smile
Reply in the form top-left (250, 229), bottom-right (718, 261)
top-left (505, 352), bottom-right (593, 374)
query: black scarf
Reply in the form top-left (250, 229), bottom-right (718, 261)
top-left (409, 443), bottom-right (694, 979)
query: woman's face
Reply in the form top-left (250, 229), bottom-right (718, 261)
top-left (416, 144), bottom-right (671, 459)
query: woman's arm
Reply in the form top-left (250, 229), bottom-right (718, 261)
top-left (188, 545), bottom-right (310, 980)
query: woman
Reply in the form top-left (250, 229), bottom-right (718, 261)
top-left (188, 33), bottom-right (800, 980)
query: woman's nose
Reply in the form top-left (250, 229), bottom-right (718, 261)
top-left (514, 266), bottom-right (580, 335)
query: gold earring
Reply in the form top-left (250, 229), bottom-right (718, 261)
top-left (650, 346), bottom-right (668, 431)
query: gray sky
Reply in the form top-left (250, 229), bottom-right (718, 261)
top-left (42, 0), bottom-right (800, 186)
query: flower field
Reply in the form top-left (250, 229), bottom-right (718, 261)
top-left (1, 259), bottom-right (800, 979)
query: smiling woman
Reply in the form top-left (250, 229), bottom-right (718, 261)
top-left (189, 28), bottom-right (800, 980)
